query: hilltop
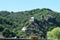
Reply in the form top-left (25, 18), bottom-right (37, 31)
top-left (0, 8), bottom-right (60, 38)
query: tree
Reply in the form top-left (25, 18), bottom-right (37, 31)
top-left (0, 11), bottom-right (10, 16)
top-left (2, 28), bottom-right (16, 38)
top-left (47, 27), bottom-right (60, 40)
top-left (2, 28), bottom-right (11, 38)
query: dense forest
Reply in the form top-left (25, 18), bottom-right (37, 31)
top-left (0, 8), bottom-right (60, 40)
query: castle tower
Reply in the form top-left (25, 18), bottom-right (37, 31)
top-left (29, 17), bottom-right (35, 23)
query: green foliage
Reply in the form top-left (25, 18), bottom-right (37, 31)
top-left (0, 8), bottom-right (60, 39)
top-left (0, 11), bottom-right (10, 16)
top-left (0, 25), bottom-right (4, 32)
top-left (47, 27), bottom-right (60, 40)
top-left (2, 28), bottom-right (11, 37)
top-left (2, 28), bottom-right (16, 38)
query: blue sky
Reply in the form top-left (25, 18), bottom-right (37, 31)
top-left (0, 0), bottom-right (60, 12)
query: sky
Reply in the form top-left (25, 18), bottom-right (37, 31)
top-left (0, 0), bottom-right (60, 12)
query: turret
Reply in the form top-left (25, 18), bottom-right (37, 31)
top-left (29, 17), bottom-right (35, 23)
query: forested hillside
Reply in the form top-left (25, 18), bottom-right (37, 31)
top-left (0, 8), bottom-right (60, 39)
